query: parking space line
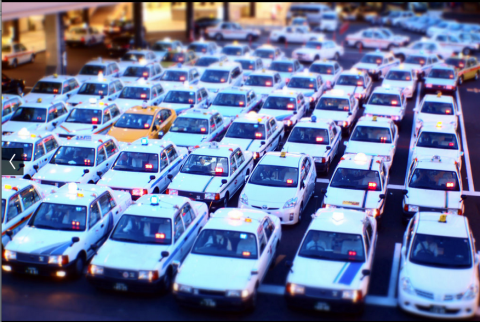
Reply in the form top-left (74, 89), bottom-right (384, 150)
top-left (388, 243), bottom-right (402, 299)
top-left (404, 83), bottom-right (422, 186)
top-left (456, 90), bottom-right (475, 192)
top-left (316, 178), bottom-right (330, 184)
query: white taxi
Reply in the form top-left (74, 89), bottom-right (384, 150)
top-left (151, 38), bottom-right (184, 59)
top-left (117, 50), bottom-right (159, 72)
top-left (23, 75), bottom-right (80, 104)
top-left (159, 66), bottom-right (201, 89)
top-left (392, 40), bottom-right (455, 62)
top-left (292, 39), bottom-right (344, 63)
top-left (115, 81), bottom-right (166, 111)
top-left (414, 93), bottom-right (459, 134)
top-left (208, 88), bottom-right (262, 118)
top-left (403, 53), bottom-right (443, 80)
top-left (75, 59), bottom-right (121, 83)
top-left (162, 109), bottom-right (232, 151)
top-left (32, 135), bottom-right (121, 187)
top-left (430, 33), bottom-right (476, 56)
top-left (2, 179), bottom-right (57, 248)
top-left (353, 51), bottom-right (400, 81)
top-left (333, 70), bottom-right (373, 105)
top-left (244, 70), bottom-right (285, 100)
top-left (54, 101), bottom-right (123, 139)
top-left (382, 67), bottom-right (417, 99)
top-left (87, 194), bottom-right (209, 293)
top-left (2, 42), bottom-right (35, 69)
top-left (285, 209), bottom-right (377, 313)
top-left (65, 25), bottom-right (104, 47)
top-left (98, 138), bottom-right (187, 200)
top-left (345, 116), bottom-right (399, 171)
top-left (221, 113), bottom-right (284, 161)
top-left (2, 101), bottom-right (69, 135)
top-left (221, 43), bottom-right (252, 61)
top-left (322, 153), bottom-right (389, 219)
top-left (313, 90), bottom-right (359, 136)
top-left (260, 89), bottom-right (308, 130)
top-left (193, 54), bottom-right (228, 76)
top-left (173, 208), bottom-right (281, 310)
top-left (268, 59), bottom-right (305, 84)
top-left (2, 183), bottom-right (132, 278)
top-left (287, 72), bottom-right (326, 109)
top-left (412, 123), bottom-right (463, 169)
top-left (309, 60), bottom-right (343, 87)
top-left (2, 95), bottom-right (24, 124)
top-left (120, 62), bottom-right (164, 83)
top-left (187, 41), bottom-right (221, 57)
top-left (346, 28), bottom-right (410, 50)
top-left (166, 142), bottom-right (254, 209)
top-left (239, 152), bottom-right (316, 225)
top-left (364, 87), bottom-right (407, 123)
top-left (234, 57), bottom-right (264, 79)
top-left (402, 155), bottom-right (465, 221)
top-left (282, 116), bottom-right (342, 175)
top-left (66, 78), bottom-right (124, 107)
top-left (198, 62), bottom-right (244, 94)
top-left (2, 129), bottom-right (60, 179)
top-left (269, 26), bottom-right (323, 44)
top-left (160, 86), bottom-right (212, 115)
top-left (206, 22), bottom-right (261, 42)
top-left (423, 65), bottom-right (459, 95)
top-left (252, 45), bottom-right (285, 69)
top-left (398, 212), bottom-right (478, 319)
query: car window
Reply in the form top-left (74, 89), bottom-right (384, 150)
top-left (98, 192), bottom-right (116, 216)
top-left (89, 202), bottom-right (102, 229)
top-left (160, 151), bottom-right (168, 171)
top-left (230, 155), bottom-right (238, 174)
top-left (7, 195), bottom-right (22, 222)
top-left (263, 217), bottom-right (274, 240)
top-left (34, 141), bottom-right (46, 161)
top-left (180, 203), bottom-right (195, 228)
top-left (96, 146), bottom-right (107, 165)
top-left (20, 186), bottom-right (41, 210)
top-left (104, 140), bottom-right (118, 158)
top-left (174, 213), bottom-right (185, 242)
top-left (235, 149), bottom-right (245, 166)
top-left (103, 109), bottom-right (111, 123)
top-left (114, 81), bottom-right (123, 92)
top-left (110, 105), bottom-right (121, 118)
top-left (43, 135), bottom-right (59, 153)
top-left (166, 145), bottom-right (178, 163)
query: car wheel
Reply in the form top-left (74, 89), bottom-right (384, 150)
top-left (215, 33), bottom-right (223, 41)
top-left (11, 59), bottom-right (17, 68)
top-left (16, 85), bottom-right (23, 96)
top-left (73, 254), bottom-right (85, 279)
top-left (298, 202), bottom-right (304, 223)
top-left (463, 48), bottom-right (471, 56)
top-left (223, 193), bottom-right (229, 208)
top-left (334, 52), bottom-right (339, 61)
top-left (162, 268), bottom-right (173, 294)
top-left (459, 76), bottom-right (464, 85)
top-left (247, 34), bottom-right (254, 42)
top-left (355, 42), bottom-right (363, 49)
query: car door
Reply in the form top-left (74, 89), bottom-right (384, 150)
top-left (86, 201), bottom-right (105, 254)
top-left (173, 212), bottom-right (188, 260)
top-left (4, 194), bottom-right (23, 239)
top-left (33, 140), bottom-right (48, 170)
top-left (256, 222), bottom-right (275, 282)
top-left (97, 191), bottom-right (118, 232)
top-left (178, 203), bottom-right (199, 252)
top-left (95, 144), bottom-right (109, 181)
top-left (103, 139), bottom-right (119, 171)
top-left (13, 187), bottom-right (41, 234)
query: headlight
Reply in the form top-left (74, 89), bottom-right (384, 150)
top-left (205, 193), bottom-right (220, 200)
top-left (408, 205), bottom-right (419, 213)
top-left (287, 283), bottom-right (305, 296)
top-left (167, 189), bottom-right (178, 196)
top-left (401, 277), bottom-right (414, 294)
top-left (89, 265), bottom-right (104, 275)
top-left (48, 255), bottom-right (69, 266)
top-left (342, 290), bottom-right (362, 303)
top-left (240, 193), bottom-right (248, 205)
top-left (4, 250), bottom-right (16, 261)
top-left (138, 270), bottom-right (159, 281)
top-left (284, 197), bottom-right (298, 209)
top-left (379, 155), bottom-right (392, 162)
top-left (464, 284), bottom-right (478, 300)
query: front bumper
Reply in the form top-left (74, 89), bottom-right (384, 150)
top-left (87, 272), bottom-right (165, 293)
top-left (2, 258), bottom-right (77, 278)
top-left (285, 293), bottom-right (365, 313)
top-left (239, 204), bottom-right (299, 225)
top-left (174, 290), bottom-right (255, 311)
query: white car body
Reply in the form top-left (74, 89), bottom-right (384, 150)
top-left (252, 45), bottom-right (286, 69)
top-left (364, 87), bottom-right (407, 122)
top-left (414, 94), bottom-right (459, 135)
top-left (308, 60), bottom-right (343, 86)
top-left (197, 62), bottom-right (244, 95)
top-left (115, 82), bottom-right (167, 111)
top-left (206, 22), bottom-right (260, 41)
top-left (382, 67), bottom-right (417, 98)
top-left (346, 28), bottom-right (410, 49)
top-left (430, 33), bottom-right (477, 55)
top-left (65, 26), bottom-right (104, 46)
top-left (117, 50), bottom-right (159, 73)
top-left (313, 90), bottom-right (359, 135)
top-left (159, 67), bottom-right (201, 90)
top-left (260, 89), bottom-right (308, 129)
top-left (2, 95), bottom-right (24, 124)
top-left (353, 51), bottom-right (400, 80)
top-left (208, 88), bottom-right (262, 119)
top-left (66, 79), bottom-right (124, 107)
top-left (402, 53), bottom-right (443, 79)
top-left (187, 41), bottom-right (222, 57)
top-left (160, 86), bottom-right (212, 115)
top-left (75, 59), bottom-right (121, 83)
top-left (119, 62), bottom-right (164, 83)
top-left (392, 41), bottom-right (455, 61)
top-left (292, 40), bottom-right (344, 63)
top-left (24, 75), bottom-right (81, 104)
top-left (333, 70), bottom-right (373, 103)
top-left (269, 26), bottom-right (324, 43)
top-left (151, 39), bottom-right (184, 60)
top-left (286, 73), bottom-right (327, 108)
top-left (1, 42), bottom-right (35, 68)
top-left (221, 44), bottom-right (252, 61)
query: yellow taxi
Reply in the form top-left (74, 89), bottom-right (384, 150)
top-left (107, 104), bottom-right (176, 143)
top-left (445, 55), bottom-right (480, 84)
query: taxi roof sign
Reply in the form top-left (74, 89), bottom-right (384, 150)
top-left (439, 214), bottom-right (447, 223)
top-left (280, 152), bottom-right (287, 158)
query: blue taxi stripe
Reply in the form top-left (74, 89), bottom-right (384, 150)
top-left (202, 177), bottom-right (215, 193)
top-left (246, 140), bottom-right (255, 151)
top-left (333, 262), bottom-right (349, 284)
top-left (338, 262), bottom-right (363, 285)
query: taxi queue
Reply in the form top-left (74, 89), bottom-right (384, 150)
top-left (2, 26), bottom-right (480, 318)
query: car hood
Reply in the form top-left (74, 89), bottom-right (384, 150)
top-left (176, 254), bottom-right (253, 290)
top-left (364, 104), bottom-right (403, 117)
top-left (210, 106), bottom-right (245, 118)
top-left (221, 138), bottom-right (263, 152)
top-left (405, 188), bottom-right (462, 209)
top-left (346, 141), bottom-right (394, 157)
top-left (33, 164), bottom-right (87, 183)
top-left (67, 94), bottom-right (102, 105)
top-left (313, 110), bottom-right (349, 122)
top-left (115, 99), bottom-right (145, 111)
top-left (170, 173), bottom-right (229, 194)
top-left (324, 187), bottom-right (382, 209)
top-left (243, 184), bottom-right (297, 207)
top-left (159, 103), bottom-right (192, 114)
top-left (162, 132), bottom-right (205, 148)
top-left (98, 170), bottom-right (154, 189)
top-left (282, 142), bottom-right (328, 157)
top-left (23, 93), bottom-right (57, 104)
top-left (54, 122), bottom-right (98, 135)
top-left (7, 226), bottom-right (78, 255)
top-left (3, 121), bottom-right (46, 133)
top-left (412, 147), bottom-right (461, 163)
top-left (108, 127), bottom-right (149, 143)
top-left (197, 82), bottom-right (230, 93)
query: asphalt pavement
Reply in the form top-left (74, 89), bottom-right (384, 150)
top-left (3, 22), bottom-right (480, 321)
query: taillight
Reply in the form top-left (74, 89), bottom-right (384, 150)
top-left (132, 189), bottom-right (148, 196)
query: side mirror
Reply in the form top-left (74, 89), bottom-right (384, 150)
top-left (153, 125), bottom-right (159, 132)
top-left (19, 163), bottom-right (25, 168)
top-left (93, 125), bottom-right (98, 130)
top-left (33, 165), bottom-right (39, 171)
top-left (348, 112), bottom-right (352, 116)
top-left (84, 169), bottom-right (90, 174)
top-left (251, 268), bottom-right (259, 275)
top-left (461, 194), bottom-right (467, 200)
top-left (149, 175), bottom-right (156, 183)
top-left (221, 179), bottom-right (228, 185)
top-left (260, 141), bottom-right (266, 146)
top-left (167, 174), bottom-right (173, 182)
top-left (96, 171), bottom-right (102, 177)
top-left (402, 189), bottom-right (408, 195)
top-left (161, 251), bottom-right (170, 260)
top-left (326, 146), bottom-right (331, 151)
top-left (52, 122), bottom-right (58, 127)
top-left (379, 194), bottom-right (386, 199)
top-left (72, 237), bottom-right (80, 244)
top-left (208, 102), bottom-right (213, 107)
top-left (285, 260), bottom-right (293, 268)
top-left (293, 111), bottom-right (298, 115)
top-left (362, 269), bottom-right (371, 277)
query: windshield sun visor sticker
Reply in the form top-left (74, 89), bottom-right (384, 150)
top-left (337, 262), bottom-right (363, 285)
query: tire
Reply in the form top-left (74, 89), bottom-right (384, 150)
top-left (333, 52), bottom-right (339, 61)
top-left (397, 54), bottom-right (405, 62)
top-left (88, 180), bottom-right (94, 184)
top-left (11, 59), bottom-right (17, 69)
top-left (162, 268), bottom-right (173, 294)
top-left (459, 76), bottom-right (464, 85)
top-left (223, 193), bottom-right (229, 208)
top-left (16, 86), bottom-right (23, 96)
top-left (73, 254), bottom-right (85, 279)
top-left (297, 202), bottom-right (304, 223)
top-left (278, 37), bottom-right (286, 43)
top-left (215, 33), bottom-right (223, 41)
top-left (463, 48), bottom-right (471, 56)
top-left (355, 42), bottom-right (363, 50)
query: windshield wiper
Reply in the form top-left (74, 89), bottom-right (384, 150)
top-left (331, 184), bottom-right (358, 189)
top-left (32, 224), bottom-right (56, 230)
top-left (112, 237), bottom-right (141, 243)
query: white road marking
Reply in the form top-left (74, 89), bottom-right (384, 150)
top-left (387, 184), bottom-right (404, 190)
top-left (316, 178), bottom-right (330, 184)
top-left (388, 243), bottom-right (402, 299)
top-left (456, 90), bottom-right (475, 192)
top-left (404, 83), bottom-right (422, 186)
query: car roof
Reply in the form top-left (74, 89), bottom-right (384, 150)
top-left (2, 129), bottom-right (54, 143)
top-left (74, 101), bottom-right (117, 110)
top-left (59, 134), bottom-right (113, 148)
top-left (45, 184), bottom-right (114, 206)
top-left (416, 212), bottom-right (468, 238)
top-left (372, 86), bottom-right (402, 95)
top-left (414, 155), bottom-right (458, 171)
top-left (423, 94), bottom-right (455, 104)
top-left (256, 45), bottom-right (278, 50)
top-left (364, 51), bottom-right (392, 58)
top-left (234, 113), bottom-right (274, 124)
top-left (80, 78), bottom-right (114, 85)
top-left (163, 67), bottom-right (191, 73)
top-left (179, 108), bottom-right (217, 119)
top-left (205, 208), bottom-right (268, 235)
top-left (122, 81), bottom-right (159, 88)
top-left (192, 142), bottom-right (241, 158)
top-left (310, 209), bottom-right (367, 235)
top-left (2, 178), bottom-right (39, 199)
top-left (125, 50), bottom-right (155, 55)
top-left (337, 153), bottom-right (384, 171)
top-left (340, 69), bottom-right (368, 77)
top-left (124, 195), bottom-right (189, 218)
top-left (269, 90), bottom-right (300, 98)
top-left (291, 72), bottom-right (320, 79)
top-left (311, 60), bottom-right (336, 66)
top-left (249, 70), bottom-right (277, 77)
top-left (125, 138), bottom-right (175, 154)
top-left (260, 152), bottom-right (303, 167)
top-left (322, 89), bottom-right (352, 99)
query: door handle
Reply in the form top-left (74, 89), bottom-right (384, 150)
top-left (44, 158), bottom-right (47, 161)
top-left (101, 224), bottom-right (104, 228)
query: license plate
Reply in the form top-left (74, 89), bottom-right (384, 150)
top-left (314, 302), bottom-right (330, 311)
top-left (200, 299), bottom-right (216, 308)
top-left (26, 267), bottom-right (38, 275)
top-left (430, 306), bottom-right (446, 314)
top-left (114, 283), bottom-right (128, 292)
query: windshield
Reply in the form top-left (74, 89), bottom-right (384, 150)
top-left (152, 42), bottom-right (172, 51)
top-left (66, 108), bottom-right (103, 124)
top-left (330, 168), bottom-right (381, 191)
top-left (263, 96), bottom-right (297, 110)
top-left (2, 142), bottom-right (33, 161)
top-left (299, 230), bottom-right (365, 262)
top-left (50, 146), bottom-right (95, 166)
top-left (360, 55), bottom-right (383, 64)
top-left (310, 64), bottom-right (334, 74)
top-left (351, 126), bottom-right (392, 143)
top-left (161, 70), bottom-right (188, 82)
top-left (123, 66), bottom-right (150, 78)
top-left (410, 234), bottom-right (471, 269)
top-left (77, 83), bottom-right (109, 96)
top-left (445, 58), bottom-right (466, 69)
top-left (305, 41), bottom-right (323, 50)
top-left (79, 65), bottom-right (106, 75)
top-left (1, 199), bottom-right (5, 224)
top-left (249, 165), bottom-right (298, 187)
top-left (253, 49), bottom-right (274, 59)
top-left (29, 203), bottom-right (87, 231)
top-left (187, 43), bottom-right (208, 53)
top-left (428, 68), bottom-right (455, 79)
top-left (270, 62), bottom-right (294, 73)
top-left (405, 55), bottom-right (427, 65)
top-left (420, 101), bottom-right (454, 115)
top-left (2, 45), bottom-right (11, 53)
top-left (235, 59), bottom-right (255, 70)
top-left (212, 93), bottom-right (246, 107)
top-left (10, 107), bottom-right (46, 122)
top-left (114, 113), bottom-right (153, 129)
top-left (225, 123), bottom-right (266, 139)
top-left (244, 75), bottom-right (273, 87)
top-left (417, 132), bottom-right (458, 150)
top-left (163, 90), bottom-right (195, 104)
top-left (111, 215), bottom-right (172, 245)
top-left (31, 81), bottom-right (62, 94)
top-left (170, 117), bottom-right (209, 134)
top-left (222, 47), bottom-right (243, 56)
top-left (113, 152), bottom-right (159, 172)
top-left (368, 93), bottom-right (402, 106)
top-left (316, 97), bottom-right (350, 111)
top-left (200, 70), bottom-right (229, 83)
top-left (121, 53), bottom-right (146, 62)
top-left (195, 57), bottom-right (219, 67)
top-left (288, 77), bottom-right (317, 89)
top-left (162, 52), bottom-right (186, 63)
top-left (386, 70), bottom-right (412, 81)
top-left (288, 127), bottom-right (329, 144)
top-left (192, 229), bottom-right (258, 259)
top-left (409, 168), bottom-right (460, 191)
top-left (181, 155), bottom-right (229, 176)
top-left (337, 75), bottom-right (365, 86)
top-left (119, 87), bottom-right (151, 100)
